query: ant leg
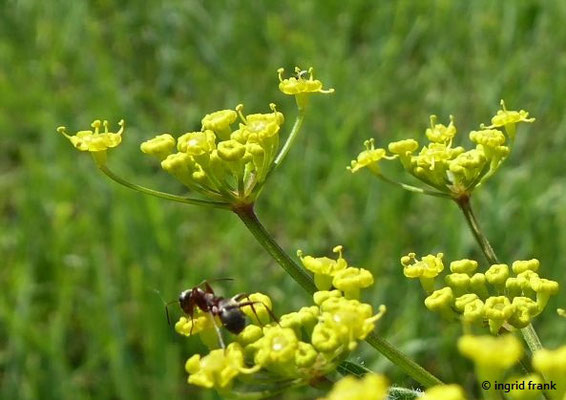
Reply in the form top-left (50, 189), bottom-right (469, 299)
top-left (230, 298), bottom-right (279, 325)
top-left (189, 308), bottom-right (196, 336)
top-left (232, 294), bottom-right (263, 325)
top-left (208, 312), bottom-right (226, 349)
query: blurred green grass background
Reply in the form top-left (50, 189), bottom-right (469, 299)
top-left (2, 1), bottom-right (566, 399)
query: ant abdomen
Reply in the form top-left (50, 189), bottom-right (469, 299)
top-left (219, 307), bottom-right (247, 334)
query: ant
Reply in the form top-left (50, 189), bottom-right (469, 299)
top-left (166, 279), bottom-right (277, 348)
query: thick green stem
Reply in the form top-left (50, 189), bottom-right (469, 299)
top-left (455, 195), bottom-right (546, 357)
top-left (97, 163), bottom-right (230, 209)
top-left (233, 203), bottom-right (443, 388)
top-left (233, 203), bottom-right (316, 294)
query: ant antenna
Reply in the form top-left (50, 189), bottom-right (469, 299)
top-left (195, 277), bottom-right (234, 287)
top-left (151, 288), bottom-right (178, 327)
top-left (165, 300), bottom-right (178, 327)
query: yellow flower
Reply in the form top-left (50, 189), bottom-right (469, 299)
top-left (277, 67), bottom-right (334, 96)
top-left (458, 334), bottom-right (522, 380)
top-left (401, 252), bottom-right (444, 294)
top-left (469, 129), bottom-right (506, 148)
top-left (332, 267), bottom-right (374, 299)
top-left (185, 343), bottom-right (259, 389)
top-left (485, 264), bottom-right (510, 291)
top-left (235, 325), bottom-right (263, 346)
top-left (449, 259), bottom-right (478, 275)
top-left (140, 134), bottom-right (176, 160)
top-left (422, 384), bottom-right (467, 400)
top-left (462, 298), bottom-right (485, 323)
top-left (469, 272), bottom-right (489, 299)
top-left (531, 278), bottom-right (559, 312)
top-left (239, 292), bottom-right (274, 326)
top-left (279, 306), bottom-right (319, 334)
top-left (348, 139), bottom-right (389, 174)
top-left (532, 346), bottom-right (566, 399)
top-left (57, 119), bottom-right (125, 154)
top-left (484, 296), bottom-right (514, 334)
top-left (175, 313), bottom-right (214, 337)
top-left (295, 342), bottom-right (318, 368)
top-left (483, 100), bottom-right (535, 139)
top-left (297, 245), bottom-right (347, 290)
top-left (313, 296), bottom-right (385, 352)
top-left (250, 326), bottom-right (299, 370)
top-left (201, 109), bottom-right (237, 140)
top-left (505, 374), bottom-right (544, 400)
top-left (318, 374), bottom-right (389, 400)
top-left (509, 297), bottom-right (538, 328)
top-left (234, 103), bottom-right (284, 142)
top-left (444, 273), bottom-right (471, 296)
top-left (424, 287), bottom-right (455, 319)
top-left (388, 138), bottom-right (419, 155)
top-left (426, 115), bottom-right (457, 144)
top-left (177, 130), bottom-right (216, 156)
top-left (511, 259), bottom-right (540, 274)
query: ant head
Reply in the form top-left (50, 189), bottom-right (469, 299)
top-left (179, 289), bottom-right (194, 314)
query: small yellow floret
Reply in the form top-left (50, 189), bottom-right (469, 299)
top-left (140, 134), bottom-right (176, 160)
top-left (458, 334), bottom-right (522, 371)
top-left (426, 115), bottom-right (457, 144)
top-left (201, 109), bottom-right (237, 137)
top-left (277, 67), bottom-right (334, 95)
top-left (449, 259), bottom-right (479, 275)
top-left (511, 259), bottom-right (540, 274)
top-left (317, 374), bottom-right (389, 400)
top-left (185, 343), bottom-right (258, 389)
top-left (422, 384), bottom-right (467, 400)
top-left (348, 139), bottom-right (389, 174)
top-left (57, 119), bottom-right (125, 152)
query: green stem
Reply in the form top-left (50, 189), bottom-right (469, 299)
top-left (455, 195), bottom-right (499, 264)
top-left (376, 174), bottom-right (452, 199)
top-left (97, 163), bottom-right (230, 209)
top-left (233, 204), bottom-right (443, 388)
top-left (233, 203), bottom-right (316, 294)
top-left (272, 108), bottom-right (306, 168)
top-left (520, 323), bottom-right (544, 353)
top-left (455, 195), bottom-right (546, 357)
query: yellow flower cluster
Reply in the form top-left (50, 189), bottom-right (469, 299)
top-left (140, 103), bottom-right (283, 205)
top-left (349, 101), bottom-right (534, 197)
top-left (298, 245), bottom-right (374, 299)
top-left (402, 254), bottom-right (559, 334)
top-left (177, 250), bottom-right (384, 393)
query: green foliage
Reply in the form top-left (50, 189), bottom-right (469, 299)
top-left (2, 1), bottom-right (566, 399)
